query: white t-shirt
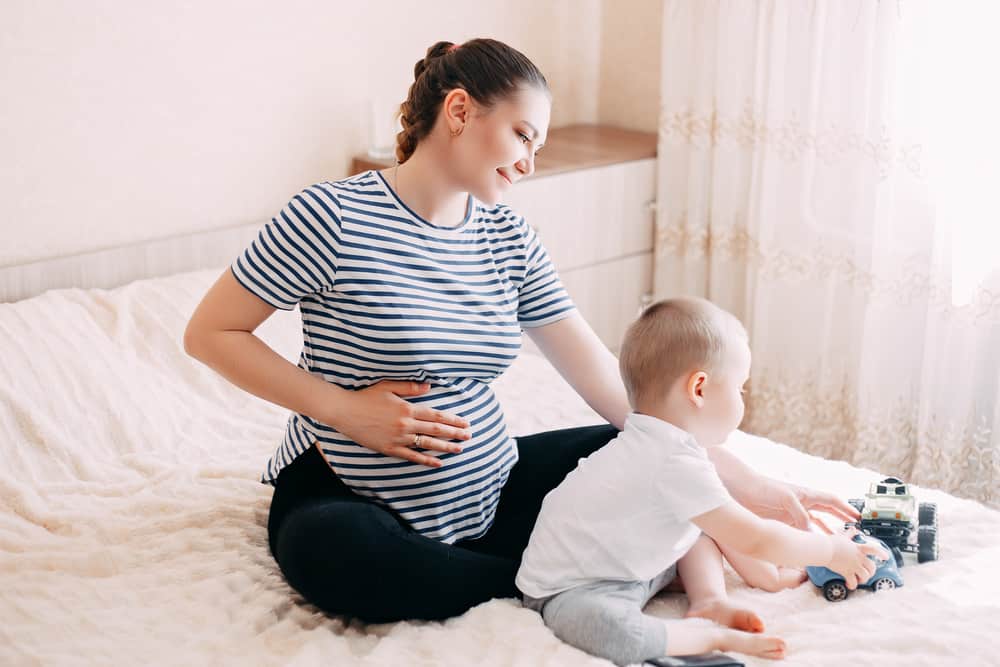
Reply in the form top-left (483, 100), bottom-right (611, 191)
top-left (516, 412), bottom-right (732, 598)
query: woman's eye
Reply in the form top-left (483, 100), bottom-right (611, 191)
top-left (518, 132), bottom-right (530, 143)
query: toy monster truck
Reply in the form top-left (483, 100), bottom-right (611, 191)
top-left (848, 476), bottom-right (938, 566)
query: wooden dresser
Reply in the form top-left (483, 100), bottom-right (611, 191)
top-left (350, 124), bottom-right (658, 352)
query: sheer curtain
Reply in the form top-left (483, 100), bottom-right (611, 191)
top-left (654, 0), bottom-right (1000, 506)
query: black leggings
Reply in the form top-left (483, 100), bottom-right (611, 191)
top-left (267, 423), bottom-right (618, 623)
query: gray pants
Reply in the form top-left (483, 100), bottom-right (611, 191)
top-left (522, 565), bottom-right (677, 666)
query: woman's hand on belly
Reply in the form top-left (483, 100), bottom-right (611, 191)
top-left (325, 380), bottom-right (472, 467)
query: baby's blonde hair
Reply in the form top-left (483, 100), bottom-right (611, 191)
top-left (618, 297), bottom-right (747, 409)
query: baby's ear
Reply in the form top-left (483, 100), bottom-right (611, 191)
top-left (686, 371), bottom-right (708, 406)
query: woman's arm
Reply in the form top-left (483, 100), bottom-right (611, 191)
top-left (524, 311), bottom-right (631, 430)
top-left (183, 270), bottom-right (334, 420)
top-left (183, 270), bottom-right (469, 466)
top-left (705, 446), bottom-right (773, 517)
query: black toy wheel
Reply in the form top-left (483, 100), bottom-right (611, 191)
top-left (848, 498), bottom-right (865, 514)
top-left (823, 580), bottom-right (849, 602)
top-left (872, 578), bottom-right (897, 592)
top-left (918, 525), bottom-right (938, 563)
top-left (919, 503), bottom-right (938, 528)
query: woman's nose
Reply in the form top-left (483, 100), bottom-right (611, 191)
top-left (515, 154), bottom-right (535, 177)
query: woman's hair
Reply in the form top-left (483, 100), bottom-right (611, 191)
top-left (618, 297), bottom-right (748, 409)
top-left (395, 38), bottom-right (549, 163)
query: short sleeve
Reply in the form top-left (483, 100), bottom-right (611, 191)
top-left (655, 449), bottom-right (733, 522)
top-left (516, 220), bottom-right (576, 327)
top-left (230, 184), bottom-right (342, 310)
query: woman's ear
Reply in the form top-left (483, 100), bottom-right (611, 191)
top-left (686, 371), bottom-right (708, 408)
top-left (442, 88), bottom-right (470, 132)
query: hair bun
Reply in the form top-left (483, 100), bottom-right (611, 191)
top-left (427, 41), bottom-right (456, 59)
top-left (414, 41), bottom-right (456, 80)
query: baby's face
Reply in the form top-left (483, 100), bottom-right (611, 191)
top-left (699, 339), bottom-right (751, 445)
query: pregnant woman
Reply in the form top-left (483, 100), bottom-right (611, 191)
top-left (183, 37), bottom-right (856, 622)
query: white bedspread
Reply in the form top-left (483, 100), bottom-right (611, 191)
top-left (2, 269), bottom-right (998, 666)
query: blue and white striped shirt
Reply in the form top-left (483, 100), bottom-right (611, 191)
top-left (230, 170), bottom-right (575, 543)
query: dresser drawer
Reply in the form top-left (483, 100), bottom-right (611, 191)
top-left (501, 158), bottom-right (656, 272)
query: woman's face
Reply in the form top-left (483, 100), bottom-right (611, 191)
top-left (451, 85), bottom-right (551, 205)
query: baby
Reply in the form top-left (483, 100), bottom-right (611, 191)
top-left (516, 297), bottom-right (885, 665)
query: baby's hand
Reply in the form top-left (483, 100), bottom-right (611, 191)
top-left (826, 530), bottom-right (890, 589)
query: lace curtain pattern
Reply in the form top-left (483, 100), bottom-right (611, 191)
top-left (655, 0), bottom-right (1000, 506)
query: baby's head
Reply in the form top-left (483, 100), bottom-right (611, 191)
top-left (619, 297), bottom-right (750, 446)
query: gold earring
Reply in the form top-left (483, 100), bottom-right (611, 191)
top-left (450, 125), bottom-right (464, 137)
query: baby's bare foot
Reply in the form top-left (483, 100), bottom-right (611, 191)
top-left (720, 629), bottom-right (787, 660)
top-left (776, 567), bottom-right (808, 589)
top-left (686, 600), bottom-right (765, 633)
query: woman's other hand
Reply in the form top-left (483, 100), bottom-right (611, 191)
top-left (326, 380), bottom-right (472, 467)
top-left (746, 478), bottom-right (861, 530)
top-left (707, 446), bottom-right (860, 529)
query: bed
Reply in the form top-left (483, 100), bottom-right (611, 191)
top-left (2, 266), bottom-right (998, 667)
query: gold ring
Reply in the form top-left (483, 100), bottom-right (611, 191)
top-left (413, 434), bottom-right (422, 448)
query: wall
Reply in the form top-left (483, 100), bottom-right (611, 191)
top-left (599, 0), bottom-right (662, 132)
top-left (1, 0), bottom-right (660, 268)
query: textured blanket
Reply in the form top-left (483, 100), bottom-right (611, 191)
top-left (2, 269), bottom-right (997, 666)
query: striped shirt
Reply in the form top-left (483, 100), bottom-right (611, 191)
top-left (230, 169), bottom-right (576, 543)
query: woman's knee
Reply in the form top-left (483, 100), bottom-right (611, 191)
top-left (272, 499), bottom-right (401, 613)
top-left (515, 423), bottom-right (619, 491)
top-left (561, 423), bottom-right (620, 458)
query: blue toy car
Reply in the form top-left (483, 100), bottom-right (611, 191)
top-left (806, 534), bottom-right (903, 602)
